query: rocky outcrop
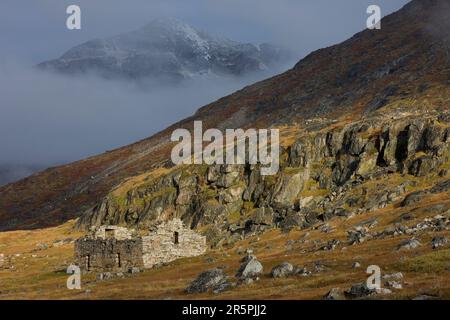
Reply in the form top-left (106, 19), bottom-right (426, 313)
top-left (78, 113), bottom-right (450, 247)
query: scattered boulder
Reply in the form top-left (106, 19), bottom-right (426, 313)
top-left (431, 236), bottom-right (449, 249)
top-left (236, 255), bottom-right (263, 280)
top-left (317, 223), bottom-right (332, 233)
top-left (385, 281), bottom-right (402, 289)
top-left (321, 239), bottom-right (340, 251)
top-left (0, 253), bottom-right (4, 268)
top-left (397, 238), bottom-right (421, 250)
top-left (354, 218), bottom-right (378, 229)
top-left (36, 243), bottom-right (49, 250)
top-left (383, 272), bottom-right (403, 280)
top-left (401, 191), bottom-right (428, 207)
top-left (324, 288), bottom-right (346, 300)
top-left (186, 268), bottom-right (228, 294)
top-left (280, 211), bottom-right (306, 231)
top-left (352, 262), bottom-right (361, 269)
top-left (293, 266), bottom-right (311, 276)
top-left (345, 283), bottom-right (376, 298)
top-left (348, 228), bottom-right (371, 245)
top-left (313, 262), bottom-right (328, 273)
top-left (430, 179), bottom-right (450, 193)
top-left (52, 238), bottom-right (73, 247)
top-left (270, 262), bottom-right (294, 278)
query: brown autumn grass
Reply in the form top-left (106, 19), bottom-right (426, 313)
top-left (0, 189), bottom-right (448, 300)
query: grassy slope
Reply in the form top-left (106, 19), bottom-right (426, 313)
top-left (1, 0), bottom-right (448, 231)
top-left (0, 189), bottom-right (448, 300)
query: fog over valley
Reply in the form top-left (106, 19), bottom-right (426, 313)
top-left (0, 0), bottom-right (409, 185)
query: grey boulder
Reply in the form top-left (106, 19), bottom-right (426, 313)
top-left (270, 262), bottom-right (294, 278)
top-left (186, 268), bottom-right (228, 294)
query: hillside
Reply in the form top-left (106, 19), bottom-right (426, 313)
top-left (0, 188), bottom-right (448, 299)
top-left (0, 0), bottom-right (449, 300)
top-left (0, 0), bottom-right (449, 234)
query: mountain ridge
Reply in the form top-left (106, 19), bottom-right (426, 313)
top-left (38, 17), bottom-right (291, 82)
top-left (0, 0), bottom-right (449, 231)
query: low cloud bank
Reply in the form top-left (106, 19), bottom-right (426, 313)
top-left (0, 59), bottom-right (292, 185)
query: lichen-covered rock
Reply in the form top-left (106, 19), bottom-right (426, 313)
top-left (397, 238), bottom-right (421, 250)
top-left (76, 114), bottom-right (450, 253)
top-left (322, 239), bottom-right (341, 251)
top-left (401, 191), bottom-right (428, 207)
top-left (383, 272), bottom-right (403, 280)
top-left (332, 154), bottom-right (359, 186)
top-left (408, 156), bottom-right (439, 177)
top-left (279, 211), bottom-right (306, 231)
top-left (186, 268), bottom-right (228, 294)
top-left (219, 185), bottom-right (245, 204)
top-left (345, 283), bottom-right (376, 298)
top-left (385, 281), bottom-right (402, 289)
top-left (270, 262), bottom-right (294, 278)
top-left (272, 173), bottom-right (307, 209)
top-left (431, 236), bottom-right (449, 249)
top-left (324, 288), bottom-right (346, 300)
top-left (248, 207), bottom-right (274, 226)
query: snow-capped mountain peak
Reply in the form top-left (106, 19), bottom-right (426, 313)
top-left (38, 18), bottom-right (290, 82)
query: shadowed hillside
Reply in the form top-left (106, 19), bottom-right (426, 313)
top-left (0, 0), bottom-right (449, 231)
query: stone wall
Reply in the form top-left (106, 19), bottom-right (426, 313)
top-left (74, 238), bottom-right (144, 273)
top-left (142, 219), bottom-right (207, 268)
top-left (92, 225), bottom-right (134, 240)
top-left (74, 219), bottom-right (206, 272)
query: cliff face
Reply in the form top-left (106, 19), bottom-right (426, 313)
top-left (0, 0), bottom-right (449, 231)
top-left (78, 109), bottom-right (450, 246)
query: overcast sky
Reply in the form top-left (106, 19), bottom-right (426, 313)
top-left (1, 0), bottom-right (409, 63)
top-left (0, 0), bottom-right (410, 184)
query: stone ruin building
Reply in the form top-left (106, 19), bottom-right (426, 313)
top-left (74, 219), bottom-right (207, 273)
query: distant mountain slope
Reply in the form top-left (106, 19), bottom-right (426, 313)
top-left (0, 0), bottom-right (449, 231)
top-left (0, 164), bottom-right (44, 187)
top-left (38, 18), bottom-right (290, 82)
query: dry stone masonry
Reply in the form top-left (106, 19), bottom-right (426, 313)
top-left (75, 219), bottom-right (206, 272)
top-left (142, 219), bottom-right (207, 268)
